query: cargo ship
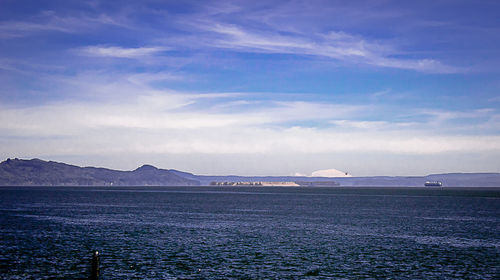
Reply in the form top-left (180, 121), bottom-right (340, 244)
top-left (424, 181), bottom-right (442, 187)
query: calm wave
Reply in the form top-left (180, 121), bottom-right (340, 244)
top-left (1, 186), bottom-right (499, 279)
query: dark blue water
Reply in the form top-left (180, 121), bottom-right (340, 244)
top-left (1, 187), bottom-right (499, 279)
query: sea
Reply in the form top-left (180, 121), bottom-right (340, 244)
top-left (0, 186), bottom-right (499, 279)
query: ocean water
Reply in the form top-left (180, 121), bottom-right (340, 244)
top-left (0, 186), bottom-right (499, 279)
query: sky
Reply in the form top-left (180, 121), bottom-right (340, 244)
top-left (1, 0), bottom-right (500, 176)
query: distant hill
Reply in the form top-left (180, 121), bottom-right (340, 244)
top-left (0, 158), bottom-right (200, 186)
top-left (1, 158), bottom-right (499, 187)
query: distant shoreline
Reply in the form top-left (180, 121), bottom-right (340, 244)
top-left (1, 158), bottom-right (500, 187)
top-left (1, 186), bottom-right (500, 191)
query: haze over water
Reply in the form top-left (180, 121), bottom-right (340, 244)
top-left (1, 186), bottom-right (499, 279)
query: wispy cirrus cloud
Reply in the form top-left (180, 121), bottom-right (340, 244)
top-left (78, 46), bottom-right (169, 58)
top-left (330, 120), bottom-right (417, 130)
top-left (191, 22), bottom-right (464, 73)
top-left (0, 11), bottom-right (122, 38)
top-left (329, 107), bottom-right (500, 133)
top-left (417, 108), bottom-right (497, 124)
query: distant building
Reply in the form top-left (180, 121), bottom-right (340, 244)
top-left (210, 181), bottom-right (299, 186)
top-left (209, 181), bottom-right (339, 187)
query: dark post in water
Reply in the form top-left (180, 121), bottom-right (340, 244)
top-left (90, 250), bottom-right (99, 280)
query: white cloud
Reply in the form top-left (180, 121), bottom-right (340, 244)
top-left (195, 23), bottom-right (464, 73)
top-left (488, 96), bottom-right (500, 102)
top-left (0, 11), bottom-right (122, 38)
top-left (330, 120), bottom-right (416, 130)
top-left (79, 46), bottom-right (168, 58)
top-left (1, 94), bottom-right (499, 157)
top-left (126, 72), bottom-right (185, 86)
top-left (417, 108), bottom-right (498, 126)
top-left (0, 96), bottom-right (359, 135)
top-left (1, 69), bottom-right (497, 160)
top-left (327, 107), bottom-right (500, 133)
top-left (1, 87), bottom-right (500, 176)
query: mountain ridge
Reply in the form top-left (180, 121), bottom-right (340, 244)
top-left (0, 158), bottom-right (199, 186)
top-left (1, 158), bottom-right (499, 187)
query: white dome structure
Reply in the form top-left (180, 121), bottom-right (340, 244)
top-left (311, 169), bottom-right (352, 177)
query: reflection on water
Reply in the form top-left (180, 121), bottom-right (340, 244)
top-left (1, 186), bottom-right (499, 279)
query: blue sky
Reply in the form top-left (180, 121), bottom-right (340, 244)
top-left (1, 0), bottom-right (499, 176)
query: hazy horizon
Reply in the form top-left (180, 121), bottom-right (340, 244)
top-left (1, 1), bottom-right (500, 176)
top-left (4, 157), bottom-right (500, 178)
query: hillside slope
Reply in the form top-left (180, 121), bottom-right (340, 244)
top-left (0, 158), bottom-right (200, 186)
